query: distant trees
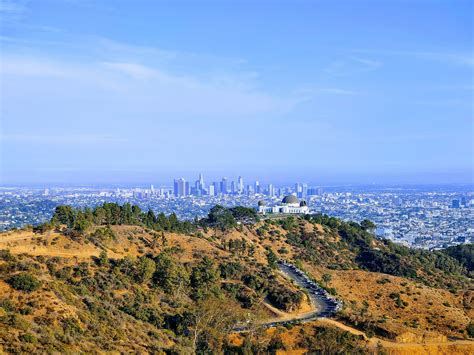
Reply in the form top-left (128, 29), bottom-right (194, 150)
top-left (50, 202), bottom-right (196, 234)
top-left (200, 205), bottom-right (258, 231)
top-left (32, 222), bottom-right (54, 234)
top-left (227, 206), bottom-right (259, 224)
top-left (51, 205), bottom-right (75, 227)
top-left (360, 219), bottom-right (376, 232)
top-left (203, 205), bottom-right (237, 231)
top-left (441, 244), bottom-right (473, 272)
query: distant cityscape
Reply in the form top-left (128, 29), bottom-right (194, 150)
top-left (171, 174), bottom-right (320, 199)
top-left (1, 173), bottom-right (472, 250)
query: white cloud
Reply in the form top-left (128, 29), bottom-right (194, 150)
top-left (101, 62), bottom-right (160, 80)
top-left (0, 0), bottom-right (27, 14)
top-left (324, 56), bottom-right (382, 75)
top-left (1, 52), bottom-right (302, 118)
top-left (350, 56), bottom-right (382, 70)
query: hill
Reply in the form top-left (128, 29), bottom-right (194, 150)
top-left (0, 203), bottom-right (472, 353)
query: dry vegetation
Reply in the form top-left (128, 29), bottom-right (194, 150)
top-left (0, 204), bottom-right (472, 353)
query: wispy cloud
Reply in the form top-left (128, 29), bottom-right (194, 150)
top-left (1, 48), bottom-right (303, 118)
top-left (0, 0), bottom-right (27, 14)
top-left (351, 49), bottom-right (474, 68)
top-left (101, 62), bottom-right (160, 80)
top-left (317, 88), bottom-right (359, 95)
top-left (0, 0), bottom-right (28, 22)
top-left (350, 56), bottom-right (382, 70)
top-left (295, 86), bottom-right (360, 97)
top-left (324, 56), bottom-right (382, 75)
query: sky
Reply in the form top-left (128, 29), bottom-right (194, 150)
top-left (0, 0), bottom-right (473, 186)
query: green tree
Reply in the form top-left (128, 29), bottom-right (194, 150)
top-left (8, 273), bottom-right (41, 292)
top-left (360, 219), bottom-right (376, 232)
top-left (135, 257), bottom-right (156, 284)
top-left (322, 273), bottom-right (332, 286)
top-left (266, 248), bottom-right (278, 269)
top-left (52, 205), bottom-right (75, 227)
top-left (73, 212), bottom-right (92, 233)
top-left (98, 250), bottom-right (109, 267)
top-left (154, 253), bottom-right (190, 294)
top-left (191, 257), bottom-right (220, 298)
top-left (206, 205), bottom-right (236, 231)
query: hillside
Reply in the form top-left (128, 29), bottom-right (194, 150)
top-left (0, 203), bottom-right (472, 353)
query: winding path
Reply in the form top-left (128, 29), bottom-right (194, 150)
top-left (234, 261), bottom-right (336, 331)
top-left (253, 263), bottom-right (474, 353)
top-left (258, 261), bottom-right (340, 328)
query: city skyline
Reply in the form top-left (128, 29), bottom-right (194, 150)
top-left (171, 173), bottom-right (318, 198)
top-left (1, 0), bottom-right (473, 185)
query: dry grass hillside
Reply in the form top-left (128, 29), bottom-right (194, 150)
top-left (0, 208), bottom-right (472, 353)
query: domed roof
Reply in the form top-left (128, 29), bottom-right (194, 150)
top-left (300, 200), bottom-right (307, 207)
top-left (258, 200), bottom-right (266, 206)
top-left (282, 195), bottom-right (299, 204)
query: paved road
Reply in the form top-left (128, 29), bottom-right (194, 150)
top-left (261, 261), bottom-right (341, 327)
top-left (235, 261), bottom-right (341, 331)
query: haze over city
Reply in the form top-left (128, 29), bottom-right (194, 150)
top-left (1, 0), bottom-right (472, 185)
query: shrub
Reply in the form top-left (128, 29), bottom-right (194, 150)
top-left (0, 298), bottom-right (16, 312)
top-left (8, 273), bottom-right (41, 292)
top-left (467, 322), bottom-right (474, 338)
top-left (0, 249), bottom-right (15, 262)
top-left (19, 333), bottom-right (37, 343)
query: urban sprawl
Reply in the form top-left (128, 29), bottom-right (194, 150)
top-left (1, 174), bottom-right (472, 250)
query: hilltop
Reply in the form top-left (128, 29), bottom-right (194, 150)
top-left (0, 203), bottom-right (472, 353)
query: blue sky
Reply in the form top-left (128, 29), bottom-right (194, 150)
top-left (1, 0), bottom-right (473, 185)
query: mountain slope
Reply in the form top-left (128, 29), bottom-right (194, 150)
top-left (0, 203), bottom-right (472, 353)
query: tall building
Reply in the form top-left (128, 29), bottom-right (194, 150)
top-left (254, 181), bottom-right (260, 194)
top-left (220, 177), bottom-right (228, 195)
top-left (150, 185), bottom-right (154, 194)
top-left (247, 184), bottom-right (253, 196)
top-left (302, 183), bottom-right (308, 198)
top-left (268, 183), bottom-right (274, 197)
top-left (238, 176), bottom-right (244, 194)
top-left (452, 199), bottom-right (461, 208)
top-left (194, 180), bottom-right (201, 196)
top-left (198, 173), bottom-right (205, 192)
top-left (173, 179), bottom-right (179, 197)
top-left (209, 184), bottom-right (215, 196)
top-left (213, 181), bottom-right (220, 195)
top-left (230, 181), bottom-right (236, 195)
top-left (174, 178), bottom-right (186, 197)
top-left (295, 183), bottom-right (302, 198)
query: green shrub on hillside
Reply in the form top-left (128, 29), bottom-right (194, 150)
top-left (8, 273), bottom-right (41, 292)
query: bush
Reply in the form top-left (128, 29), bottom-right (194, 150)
top-left (8, 273), bottom-right (41, 292)
top-left (467, 322), bottom-right (474, 338)
top-left (19, 333), bottom-right (37, 343)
